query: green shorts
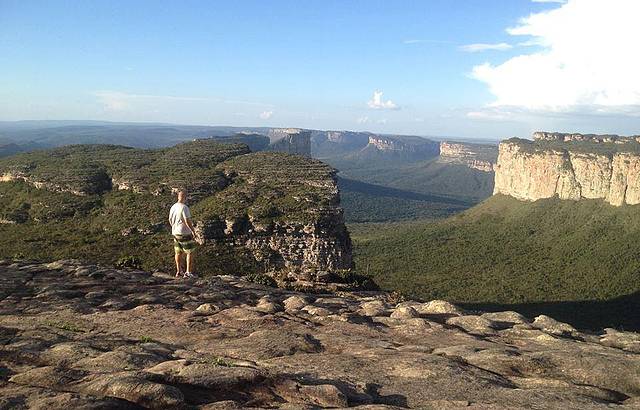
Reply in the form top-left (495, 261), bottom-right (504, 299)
top-left (173, 234), bottom-right (196, 255)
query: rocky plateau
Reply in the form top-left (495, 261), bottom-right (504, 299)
top-left (2, 259), bottom-right (640, 409)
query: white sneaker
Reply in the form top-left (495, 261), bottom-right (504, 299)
top-left (183, 272), bottom-right (197, 279)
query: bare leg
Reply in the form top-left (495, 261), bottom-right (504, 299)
top-left (175, 253), bottom-right (183, 276)
top-left (186, 253), bottom-right (194, 274)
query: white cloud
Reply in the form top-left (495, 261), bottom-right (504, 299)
top-left (376, 119), bottom-right (388, 125)
top-left (471, 0), bottom-right (640, 113)
top-left (531, 0), bottom-right (566, 3)
top-left (259, 110), bottom-right (273, 120)
top-left (459, 43), bottom-right (513, 52)
top-left (367, 91), bottom-right (399, 110)
top-left (356, 116), bottom-right (369, 124)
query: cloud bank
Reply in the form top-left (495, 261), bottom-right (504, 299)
top-left (471, 0), bottom-right (640, 114)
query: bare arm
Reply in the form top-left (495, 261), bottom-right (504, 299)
top-left (184, 217), bottom-right (196, 237)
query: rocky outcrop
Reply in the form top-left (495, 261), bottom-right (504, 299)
top-left (266, 128), bottom-right (311, 157)
top-left (2, 259), bottom-right (640, 409)
top-left (0, 141), bottom-right (352, 278)
top-left (494, 135), bottom-right (640, 206)
top-left (438, 141), bottom-right (497, 172)
top-left (0, 169), bottom-right (112, 196)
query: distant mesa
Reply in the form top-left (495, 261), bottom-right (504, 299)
top-left (438, 141), bottom-right (497, 172)
top-left (266, 128), bottom-right (312, 157)
top-left (366, 135), bottom-right (438, 155)
top-left (494, 131), bottom-right (640, 206)
top-left (345, 135), bottom-right (440, 163)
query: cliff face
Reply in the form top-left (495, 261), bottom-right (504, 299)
top-left (193, 151), bottom-right (352, 274)
top-left (309, 130), bottom-right (371, 158)
top-left (438, 141), bottom-right (497, 172)
top-left (494, 136), bottom-right (640, 206)
top-left (0, 141), bottom-right (351, 278)
top-left (360, 135), bottom-right (439, 161)
top-left (266, 128), bottom-right (311, 157)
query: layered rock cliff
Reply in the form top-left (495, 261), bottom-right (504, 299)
top-left (266, 128), bottom-right (312, 157)
top-left (0, 141), bottom-right (352, 279)
top-left (438, 141), bottom-right (497, 172)
top-left (2, 259), bottom-right (640, 409)
top-left (494, 134), bottom-right (640, 206)
top-left (309, 130), bottom-right (371, 158)
top-left (357, 135), bottom-right (439, 162)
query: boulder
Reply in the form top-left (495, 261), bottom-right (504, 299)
top-left (390, 306), bottom-right (420, 319)
top-left (446, 315), bottom-right (498, 336)
top-left (532, 315), bottom-right (578, 337)
top-left (417, 300), bottom-right (463, 316)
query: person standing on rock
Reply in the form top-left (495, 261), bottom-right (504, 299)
top-left (169, 189), bottom-right (197, 278)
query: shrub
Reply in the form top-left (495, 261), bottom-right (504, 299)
top-left (244, 272), bottom-right (277, 287)
top-left (115, 255), bottom-right (143, 269)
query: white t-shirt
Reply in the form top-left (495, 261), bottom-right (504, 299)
top-left (169, 202), bottom-right (193, 236)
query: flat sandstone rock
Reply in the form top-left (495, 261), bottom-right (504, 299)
top-left (1, 259), bottom-right (639, 409)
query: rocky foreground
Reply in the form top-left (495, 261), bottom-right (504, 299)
top-left (1, 260), bottom-right (640, 409)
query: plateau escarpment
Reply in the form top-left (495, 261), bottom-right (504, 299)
top-left (438, 141), bottom-right (497, 172)
top-left (266, 128), bottom-right (312, 157)
top-left (310, 130), bottom-right (371, 158)
top-left (355, 135), bottom-right (440, 162)
top-left (494, 133), bottom-right (640, 206)
top-left (0, 141), bottom-right (353, 285)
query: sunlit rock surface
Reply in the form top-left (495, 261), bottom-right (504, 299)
top-left (1, 259), bottom-right (639, 409)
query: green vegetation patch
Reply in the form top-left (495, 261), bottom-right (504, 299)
top-left (350, 195), bottom-right (640, 330)
top-left (506, 137), bottom-right (640, 157)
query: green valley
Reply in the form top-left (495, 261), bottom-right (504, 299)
top-left (350, 195), bottom-right (640, 330)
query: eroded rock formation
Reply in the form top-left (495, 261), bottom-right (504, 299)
top-left (494, 134), bottom-right (640, 206)
top-left (2, 259), bottom-right (640, 409)
top-left (266, 128), bottom-right (312, 157)
top-left (438, 141), bottom-right (497, 172)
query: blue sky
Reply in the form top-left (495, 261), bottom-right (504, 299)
top-left (1, 0), bottom-right (639, 139)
